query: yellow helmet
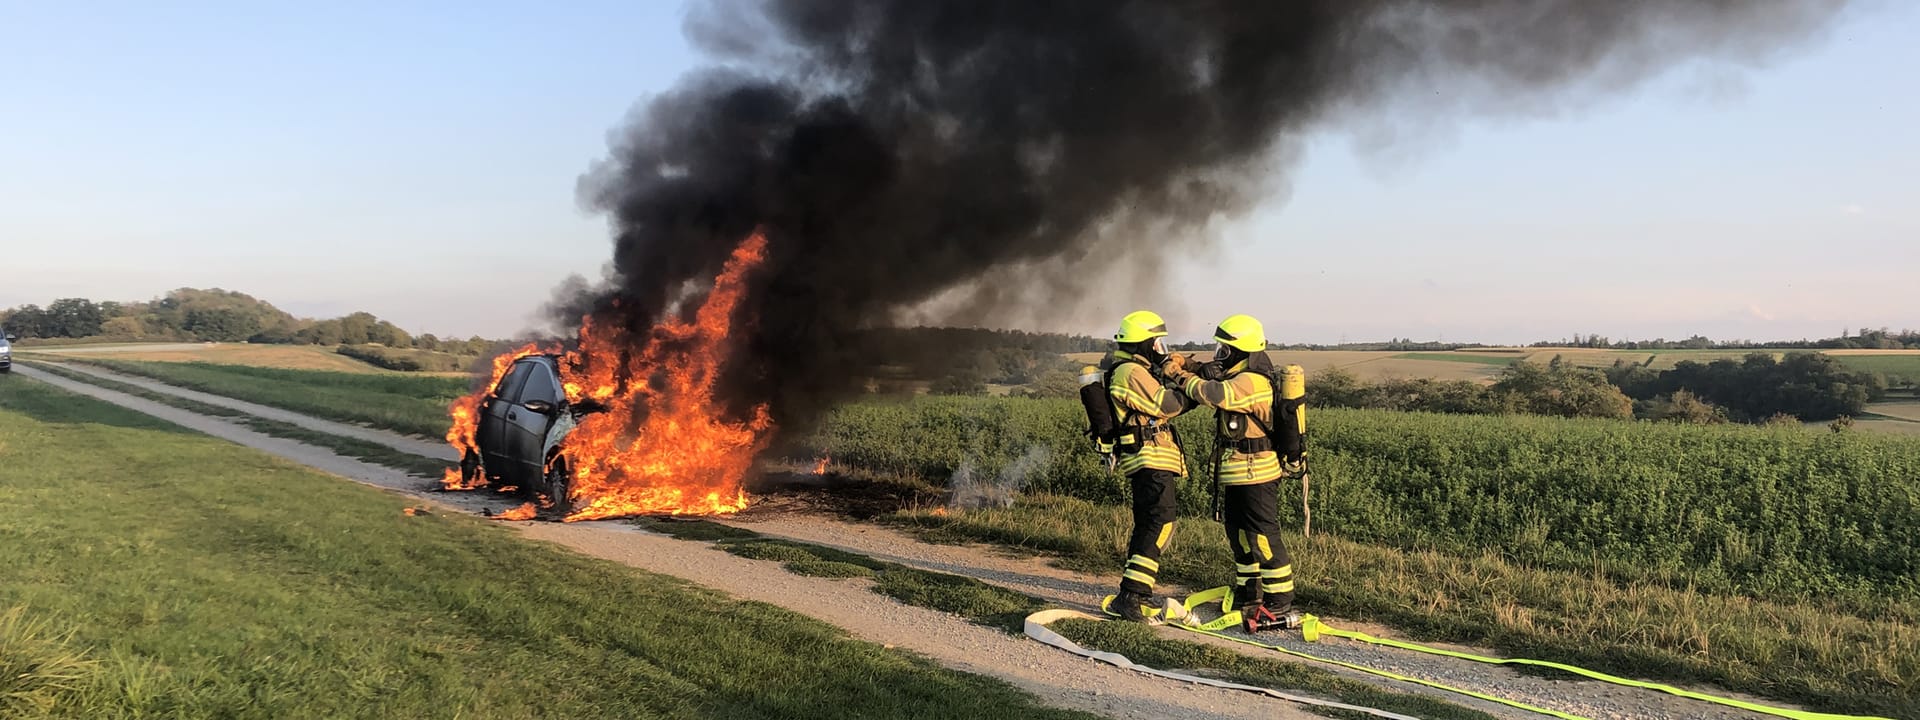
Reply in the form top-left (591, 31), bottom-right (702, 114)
top-left (1114, 310), bottom-right (1169, 344)
top-left (1212, 314), bottom-right (1266, 352)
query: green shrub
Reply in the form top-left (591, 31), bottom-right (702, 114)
top-left (802, 396), bottom-right (1920, 604)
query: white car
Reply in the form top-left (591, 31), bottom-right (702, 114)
top-left (0, 331), bottom-right (13, 373)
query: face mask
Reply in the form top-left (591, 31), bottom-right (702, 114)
top-left (1151, 338), bottom-right (1167, 357)
top-left (1214, 343), bottom-right (1232, 362)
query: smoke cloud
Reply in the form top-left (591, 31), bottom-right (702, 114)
top-left (567, 0), bottom-right (1845, 428)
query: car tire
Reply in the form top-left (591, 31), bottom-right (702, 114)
top-left (542, 453), bottom-right (572, 516)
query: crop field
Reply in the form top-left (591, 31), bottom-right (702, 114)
top-left (1389, 352), bottom-right (1516, 366)
top-left (0, 380), bottom-right (1085, 720)
top-left (1829, 352), bottom-right (1920, 381)
top-left (19, 342), bottom-right (400, 372)
top-left (806, 396), bottom-right (1920, 603)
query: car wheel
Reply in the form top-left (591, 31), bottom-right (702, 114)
top-left (458, 449), bottom-right (483, 487)
top-left (542, 454), bottom-right (572, 515)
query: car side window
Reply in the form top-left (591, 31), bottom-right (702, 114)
top-left (494, 361), bottom-right (535, 403)
top-left (520, 363), bottom-right (561, 406)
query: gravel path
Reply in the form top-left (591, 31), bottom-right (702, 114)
top-left (721, 504), bottom-right (1796, 720)
top-left (18, 364), bottom-right (1826, 720)
top-left (46, 362), bottom-right (457, 460)
top-left (12, 365), bottom-right (1316, 720)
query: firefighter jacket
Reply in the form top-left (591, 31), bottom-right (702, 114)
top-left (1177, 362), bottom-right (1283, 485)
top-left (1104, 351), bottom-right (1188, 476)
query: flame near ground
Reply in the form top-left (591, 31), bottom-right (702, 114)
top-left (444, 231), bottom-right (772, 520)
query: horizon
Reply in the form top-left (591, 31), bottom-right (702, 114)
top-left (3, 2), bottom-right (1914, 346)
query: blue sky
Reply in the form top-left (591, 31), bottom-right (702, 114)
top-left (3, 1), bottom-right (1913, 344)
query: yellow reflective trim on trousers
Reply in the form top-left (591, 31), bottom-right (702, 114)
top-left (1256, 535), bottom-right (1272, 561)
top-left (1262, 580), bottom-right (1296, 594)
top-left (1167, 587), bottom-right (1890, 720)
top-left (1117, 446), bottom-right (1184, 475)
top-left (1123, 569), bottom-right (1156, 586)
top-left (1155, 523), bottom-right (1174, 549)
top-left (1218, 452), bottom-right (1283, 484)
top-left (1261, 565), bottom-right (1293, 579)
top-left (1234, 530), bottom-right (1249, 554)
top-left (1128, 554), bottom-right (1160, 572)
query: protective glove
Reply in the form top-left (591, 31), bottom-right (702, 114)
top-left (1196, 360), bottom-right (1227, 381)
top-left (1159, 352), bottom-right (1193, 378)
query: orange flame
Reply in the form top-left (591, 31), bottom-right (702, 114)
top-left (561, 231), bottom-right (772, 521)
top-left (811, 455), bottom-right (830, 475)
top-left (492, 502), bottom-right (538, 521)
top-left (441, 230), bottom-right (774, 519)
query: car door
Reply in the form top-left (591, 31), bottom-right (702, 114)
top-left (503, 361), bottom-right (563, 487)
top-left (478, 360), bottom-right (535, 480)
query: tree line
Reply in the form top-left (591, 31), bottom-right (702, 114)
top-left (1535, 328), bottom-right (1920, 350)
top-left (0, 289), bottom-right (495, 356)
top-left (1310, 352), bottom-right (1889, 425)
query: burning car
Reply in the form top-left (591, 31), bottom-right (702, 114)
top-left (456, 353), bottom-right (604, 511)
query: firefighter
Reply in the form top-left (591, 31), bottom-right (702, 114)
top-left (1099, 310), bottom-right (1192, 623)
top-left (1162, 313), bottom-right (1303, 629)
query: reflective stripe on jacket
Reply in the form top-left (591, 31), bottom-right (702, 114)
top-left (1106, 352), bottom-right (1187, 476)
top-left (1181, 365), bottom-right (1282, 485)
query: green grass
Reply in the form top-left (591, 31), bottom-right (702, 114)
top-left (634, 520), bottom-right (1498, 720)
top-left (1833, 354), bottom-right (1920, 383)
top-left (67, 358), bottom-right (463, 437)
top-left (26, 361), bottom-right (452, 478)
top-left (885, 495), bottom-right (1913, 718)
top-left (1392, 353), bottom-right (1517, 366)
top-left (0, 380), bottom-right (1096, 720)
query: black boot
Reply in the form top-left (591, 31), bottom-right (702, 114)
top-left (1231, 584), bottom-right (1262, 614)
top-left (1263, 591), bottom-right (1294, 616)
top-left (1104, 589), bottom-right (1158, 623)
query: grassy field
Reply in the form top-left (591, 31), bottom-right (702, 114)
top-left (887, 495), bottom-right (1913, 718)
top-left (26, 361), bottom-right (453, 477)
top-left (0, 379), bottom-right (1094, 720)
top-left (65, 359), bottom-right (463, 438)
top-left (1829, 352), bottom-right (1920, 382)
top-left (19, 342), bottom-right (402, 373)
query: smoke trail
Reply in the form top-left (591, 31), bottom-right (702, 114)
top-left (569, 0), bottom-right (1845, 428)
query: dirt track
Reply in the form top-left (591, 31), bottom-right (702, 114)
top-left (15, 362), bottom-right (1803, 720)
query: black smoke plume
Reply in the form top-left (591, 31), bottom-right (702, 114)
top-left (566, 0), bottom-right (1845, 429)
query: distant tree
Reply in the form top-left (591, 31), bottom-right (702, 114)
top-left (1305, 366), bottom-right (1366, 409)
top-left (1, 305), bottom-right (47, 338)
top-left (930, 371), bottom-right (988, 396)
top-left (1016, 370), bottom-right (1081, 399)
top-left (1643, 389), bottom-right (1727, 424)
top-left (183, 307), bottom-right (263, 342)
top-left (43, 298), bottom-right (106, 337)
top-left (1491, 361), bottom-right (1632, 420)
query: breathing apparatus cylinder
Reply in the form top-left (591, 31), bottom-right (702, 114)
top-left (1275, 363), bottom-right (1307, 462)
top-left (1077, 365), bottom-right (1120, 454)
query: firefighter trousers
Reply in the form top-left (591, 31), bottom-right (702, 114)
top-left (1119, 468), bottom-right (1181, 596)
top-left (1222, 481), bottom-right (1294, 608)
